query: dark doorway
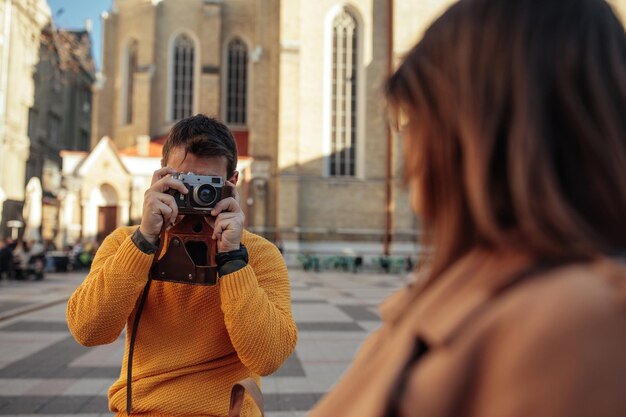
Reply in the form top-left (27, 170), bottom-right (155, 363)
top-left (97, 206), bottom-right (117, 242)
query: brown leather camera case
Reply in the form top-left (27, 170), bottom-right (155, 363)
top-left (149, 215), bottom-right (218, 285)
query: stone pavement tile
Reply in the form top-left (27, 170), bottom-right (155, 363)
top-left (0, 334), bottom-right (119, 379)
top-left (0, 336), bottom-right (88, 378)
top-left (273, 352), bottom-right (306, 377)
top-left (22, 303), bottom-right (68, 322)
top-left (289, 290), bottom-right (325, 301)
top-left (336, 305), bottom-right (380, 321)
top-left (295, 341), bottom-right (361, 363)
top-left (296, 322), bottom-right (364, 331)
top-left (1, 415), bottom-right (101, 417)
top-left (316, 298), bottom-right (356, 306)
top-left (63, 379), bottom-right (115, 396)
top-left (25, 379), bottom-right (75, 395)
top-left (0, 396), bottom-right (49, 414)
top-left (265, 377), bottom-right (314, 394)
top-left (0, 379), bottom-right (41, 396)
top-left (11, 414), bottom-right (102, 417)
top-left (77, 395), bottom-right (109, 414)
top-left (291, 299), bottom-right (329, 304)
top-left (292, 304), bottom-right (353, 323)
top-left (36, 395), bottom-right (92, 414)
top-left (357, 321), bottom-right (383, 332)
top-left (69, 337), bottom-right (124, 368)
top-left (266, 412), bottom-right (309, 417)
top-left (260, 375), bottom-right (277, 393)
top-left (343, 288), bottom-right (398, 300)
top-left (315, 289), bottom-right (352, 299)
top-left (265, 393), bottom-right (323, 412)
top-left (1, 321), bottom-right (68, 332)
top-left (0, 332), bottom-right (69, 368)
top-left (298, 362), bottom-right (352, 388)
top-left (267, 411), bottom-right (310, 417)
top-left (0, 303), bottom-right (29, 315)
top-left (297, 331), bottom-right (368, 343)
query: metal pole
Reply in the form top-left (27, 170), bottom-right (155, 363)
top-left (383, 0), bottom-right (394, 256)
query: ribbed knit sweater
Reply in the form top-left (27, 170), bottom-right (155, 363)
top-left (66, 226), bottom-right (297, 417)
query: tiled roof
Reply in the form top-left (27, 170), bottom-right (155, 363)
top-left (42, 25), bottom-right (95, 76)
top-left (120, 140), bottom-right (164, 157)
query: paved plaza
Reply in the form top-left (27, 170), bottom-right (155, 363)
top-left (0, 267), bottom-right (410, 416)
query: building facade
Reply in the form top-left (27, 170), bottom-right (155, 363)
top-left (26, 23), bottom-right (95, 243)
top-left (81, 0), bottom-right (626, 258)
top-left (276, 0), bottom-right (456, 257)
top-left (84, 0), bottom-right (462, 257)
top-left (0, 0), bottom-right (51, 238)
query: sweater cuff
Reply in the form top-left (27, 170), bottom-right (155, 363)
top-left (219, 264), bottom-right (258, 299)
top-left (131, 228), bottom-right (159, 254)
top-left (116, 235), bottom-right (155, 282)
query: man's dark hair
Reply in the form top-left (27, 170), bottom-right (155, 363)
top-left (162, 114), bottom-right (238, 178)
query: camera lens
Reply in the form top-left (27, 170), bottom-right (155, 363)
top-left (193, 184), bottom-right (217, 206)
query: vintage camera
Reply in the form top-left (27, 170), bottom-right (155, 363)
top-left (171, 172), bottom-right (224, 214)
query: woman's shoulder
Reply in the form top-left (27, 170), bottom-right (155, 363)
top-left (501, 259), bottom-right (626, 325)
top-left (467, 259), bottom-right (626, 414)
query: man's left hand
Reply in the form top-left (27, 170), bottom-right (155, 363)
top-left (210, 181), bottom-right (245, 253)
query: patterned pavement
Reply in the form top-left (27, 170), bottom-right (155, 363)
top-left (0, 268), bottom-right (410, 416)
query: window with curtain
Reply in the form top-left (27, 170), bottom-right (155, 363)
top-left (171, 34), bottom-right (195, 121)
top-left (226, 38), bottom-right (248, 125)
top-left (330, 9), bottom-right (358, 177)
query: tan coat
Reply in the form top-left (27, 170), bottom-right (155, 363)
top-left (308, 249), bottom-right (626, 417)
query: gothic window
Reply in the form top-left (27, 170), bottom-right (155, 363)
top-left (226, 38), bottom-right (248, 126)
top-left (123, 40), bottom-right (138, 125)
top-left (330, 9), bottom-right (359, 177)
top-left (171, 34), bottom-right (195, 121)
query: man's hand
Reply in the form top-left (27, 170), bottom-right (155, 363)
top-left (209, 181), bottom-right (245, 253)
top-left (139, 167), bottom-right (188, 244)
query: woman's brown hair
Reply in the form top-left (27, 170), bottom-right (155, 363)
top-left (386, 0), bottom-right (626, 281)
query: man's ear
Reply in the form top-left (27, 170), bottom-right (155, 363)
top-left (228, 171), bottom-right (239, 186)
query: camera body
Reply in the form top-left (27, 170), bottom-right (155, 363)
top-left (171, 172), bottom-right (224, 214)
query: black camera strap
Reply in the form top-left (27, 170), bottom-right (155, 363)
top-left (126, 223), bottom-right (168, 415)
top-left (126, 277), bottom-right (151, 415)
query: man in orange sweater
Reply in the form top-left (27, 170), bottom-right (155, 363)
top-left (66, 115), bottom-right (297, 417)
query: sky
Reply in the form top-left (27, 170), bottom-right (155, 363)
top-left (47, 0), bottom-right (113, 70)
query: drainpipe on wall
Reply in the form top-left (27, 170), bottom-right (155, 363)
top-left (383, 0), bottom-right (394, 256)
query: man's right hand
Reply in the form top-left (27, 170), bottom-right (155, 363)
top-left (139, 167), bottom-right (188, 245)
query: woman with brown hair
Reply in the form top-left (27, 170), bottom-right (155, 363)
top-left (308, 0), bottom-right (626, 416)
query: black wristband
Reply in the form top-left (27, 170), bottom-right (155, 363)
top-left (215, 244), bottom-right (248, 267)
top-left (218, 259), bottom-right (248, 277)
top-left (131, 229), bottom-right (158, 255)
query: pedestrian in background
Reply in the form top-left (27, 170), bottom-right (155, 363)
top-left (308, 0), bottom-right (626, 416)
top-left (0, 239), bottom-right (13, 281)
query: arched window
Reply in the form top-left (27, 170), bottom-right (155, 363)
top-left (330, 9), bottom-right (358, 177)
top-left (122, 40), bottom-right (138, 125)
top-left (226, 38), bottom-right (248, 125)
top-left (171, 34), bottom-right (195, 121)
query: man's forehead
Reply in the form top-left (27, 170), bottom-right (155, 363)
top-left (166, 147), bottom-right (228, 175)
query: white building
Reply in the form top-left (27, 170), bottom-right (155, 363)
top-left (0, 0), bottom-right (51, 237)
top-left (59, 136), bottom-right (252, 246)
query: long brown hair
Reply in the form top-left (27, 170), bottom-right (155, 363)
top-left (386, 0), bottom-right (626, 281)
